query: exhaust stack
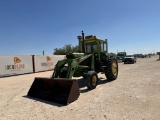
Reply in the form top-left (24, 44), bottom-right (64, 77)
top-left (82, 31), bottom-right (85, 53)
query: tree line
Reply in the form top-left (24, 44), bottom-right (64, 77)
top-left (53, 44), bottom-right (79, 55)
top-left (53, 44), bottom-right (160, 60)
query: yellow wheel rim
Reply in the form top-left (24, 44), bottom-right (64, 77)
top-left (112, 60), bottom-right (118, 76)
top-left (92, 75), bottom-right (97, 86)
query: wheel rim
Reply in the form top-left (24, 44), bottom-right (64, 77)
top-left (92, 75), bottom-right (97, 86)
top-left (112, 60), bottom-right (118, 76)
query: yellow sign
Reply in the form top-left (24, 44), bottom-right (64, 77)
top-left (46, 56), bottom-right (51, 62)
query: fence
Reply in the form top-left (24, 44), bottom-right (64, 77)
top-left (0, 55), bottom-right (65, 77)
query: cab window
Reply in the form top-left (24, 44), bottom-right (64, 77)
top-left (101, 42), bottom-right (104, 52)
top-left (104, 43), bottom-right (107, 51)
top-left (101, 42), bottom-right (107, 52)
top-left (85, 42), bottom-right (97, 52)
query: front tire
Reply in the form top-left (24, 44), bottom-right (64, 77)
top-left (84, 71), bottom-right (98, 90)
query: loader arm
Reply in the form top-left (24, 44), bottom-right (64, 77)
top-left (52, 54), bottom-right (93, 79)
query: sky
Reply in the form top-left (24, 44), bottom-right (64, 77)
top-left (0, 0), bottom-right (160, 55)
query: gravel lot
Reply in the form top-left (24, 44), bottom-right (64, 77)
top-left (0, 55), bottom-right (160, 120)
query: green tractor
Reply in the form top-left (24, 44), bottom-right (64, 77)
top-left (28, 31), bottom-right (118, 105)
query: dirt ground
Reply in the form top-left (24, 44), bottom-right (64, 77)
top-left (0, 55), bottom-right (160, 120)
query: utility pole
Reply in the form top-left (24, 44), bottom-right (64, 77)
top-left (42, 50), bottom-right (45, 55)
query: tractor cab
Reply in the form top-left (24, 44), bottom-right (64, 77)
top-left (78, 34), bottom-right (108, 63)
top-left (78, 35), bottom-right (108, 54)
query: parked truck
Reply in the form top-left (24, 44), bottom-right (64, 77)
top-left (116, 52), bottom-right (127, 62)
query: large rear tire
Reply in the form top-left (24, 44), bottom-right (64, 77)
top-left (104, 58), bottom-right (118, 80)
top-left (84, 71), bottom-right (98, 90)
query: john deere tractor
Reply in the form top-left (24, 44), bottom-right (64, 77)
top-left (28, 31), bottom-right (118, 105)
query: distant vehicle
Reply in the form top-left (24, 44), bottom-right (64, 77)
top-left (124, 55), bottom-right (137, 64)
top-left (116, 52), bottom-right (127, 62)
top-left (134, 54), bottom-right (146, 58)
top-left (138, 54), bottom-right (146, 58)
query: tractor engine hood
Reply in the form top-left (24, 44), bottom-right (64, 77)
top-left (66, 53), bottom-right (84, 59)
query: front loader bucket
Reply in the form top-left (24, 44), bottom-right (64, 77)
top-left (27, 77), bottom-right (80, 105)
